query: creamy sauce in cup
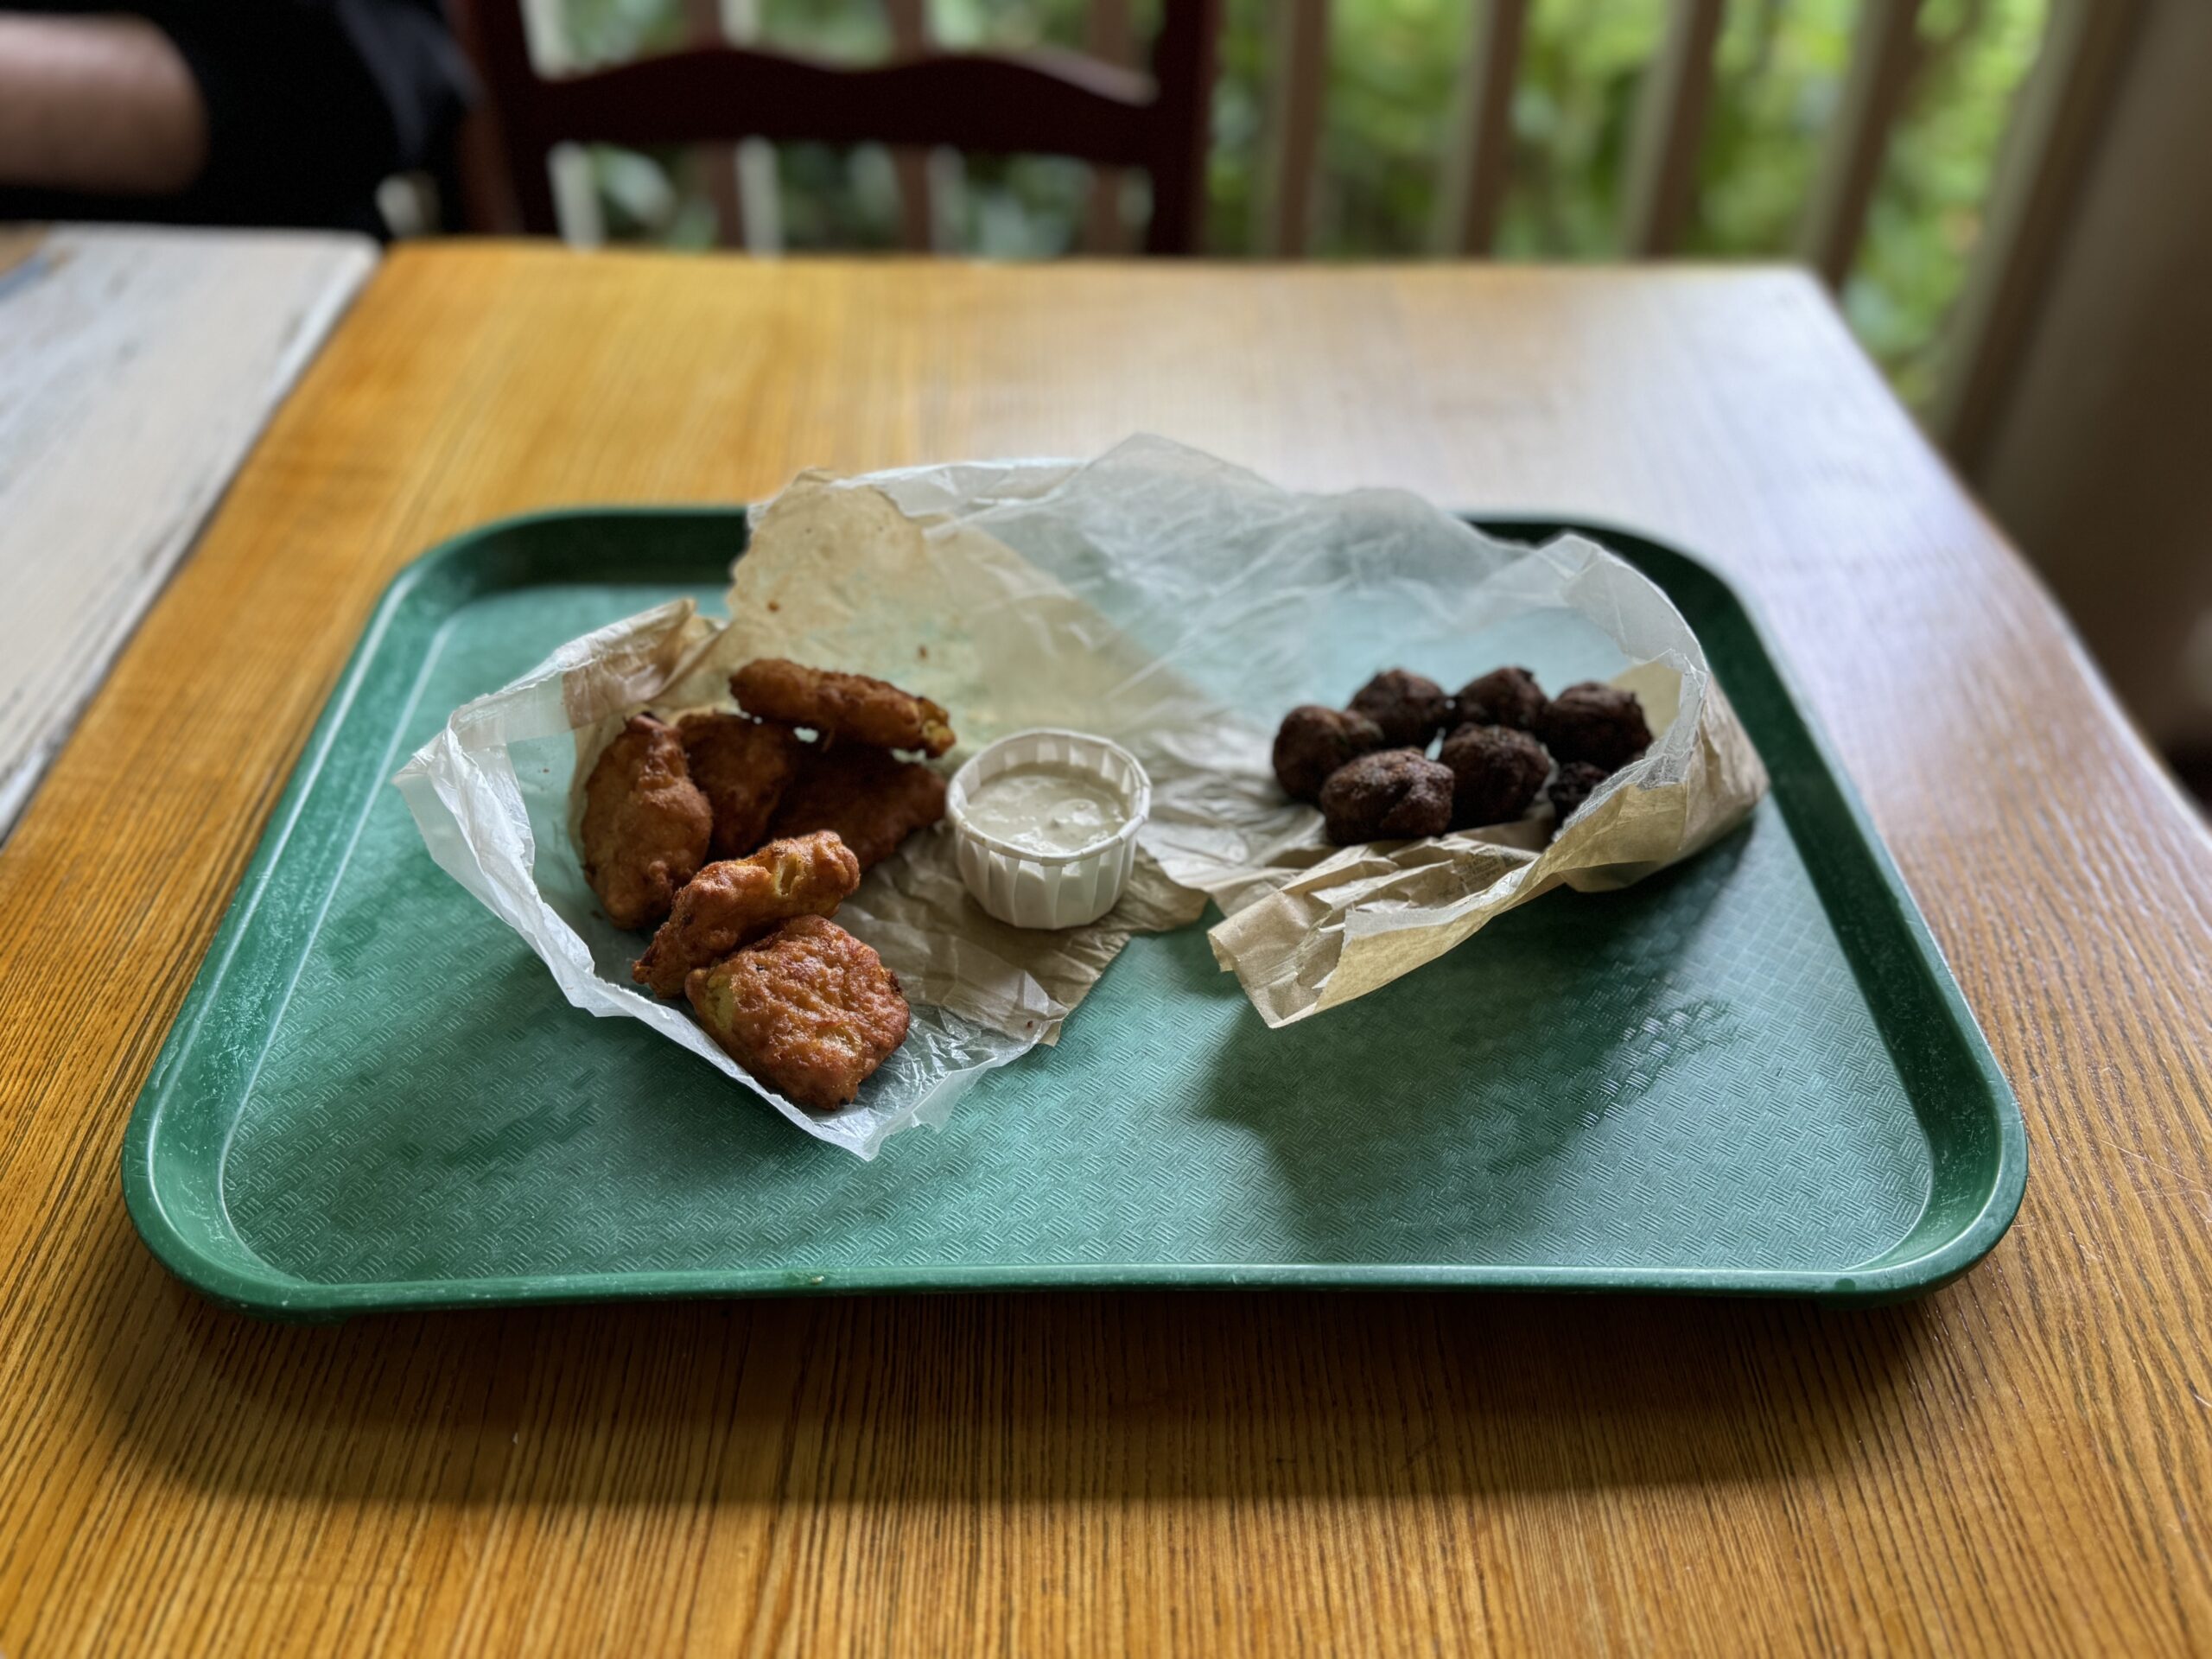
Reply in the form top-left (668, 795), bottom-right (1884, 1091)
top-left (961, 763), bottom-right (1128, 856)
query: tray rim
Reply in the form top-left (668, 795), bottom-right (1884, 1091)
top-left (119, 505), bottom-right (2029, 1316)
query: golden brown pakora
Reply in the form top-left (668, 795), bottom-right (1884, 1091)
top-left (632, 831), bottom-right (862, 997)
top-left (685, 915), bottom-right (912, 1110)
top-left (768, 744), bottom-right (947, 870)
top-left (730, 658), bottom-right (956, 758)
top-left (678, 711), bottom-right (805, 860)
top-left (580, 714), bottom-right (712, 931)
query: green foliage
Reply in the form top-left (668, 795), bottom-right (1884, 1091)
top-left (549, 0), bottom-right (2049, 408)
top-left (1848, 0), bottom-right (2050, 405)
top-left (1498, 0), bottom-right (1665, 257)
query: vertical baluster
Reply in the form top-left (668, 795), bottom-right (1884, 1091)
top-left (1434, 0), bottom-right (1529, 257)
top-left (723, 0), bottom-right (785, 254)
top-left (1262, 0), bottom-right (1332, 257)
top-left (1146, 0), bottom-right (1222, 253)
top-left (1933, 0), bottom-right (2145, 467)
top-left (1799, 0), bottom-right (1924, 289)
top-left (1618, 0), bottom-right (1725, 257)
top-left (674, 0), bottom-right (783, 251)
top-left (1084, 0), bottom-right (1137, 254)
top-left (680, 0), bottom-right (746, 245)
top-left (517, 0), bottom-right (604, 242)
top-left (884, 0), bottom-right (939, 251)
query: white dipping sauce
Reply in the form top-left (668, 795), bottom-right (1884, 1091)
top-left (963, 763), bottom-right (1128, 855)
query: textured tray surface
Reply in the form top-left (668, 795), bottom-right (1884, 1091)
top-left (124, 514), bottom-right (2024, 1313)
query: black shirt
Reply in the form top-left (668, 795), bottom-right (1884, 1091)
top-left (0, 1), bottom-right (474, 234)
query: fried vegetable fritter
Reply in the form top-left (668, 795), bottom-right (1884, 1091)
top-left (731, 658), bottom-right (956, 757)
top-left (1271, 703), bottom-right (1387, 802)
top-left (632, 830), bottom-right (862, 998)
top-left (768, 744), bottom-right (946, 870)
top-left (1317, 748), bottom-right (1455, 843)
top-left (1438, 722), bottom-right (1551, 830)
top-left (1452, 665), bottom-right (1547, 733)
top-left (678, 711), bottom-right (805, 860)
top-left (1536, 682), bottom-right (1654, 771)
top-left (580, 714), bottom-right (712, 931)
top-left (1547, 760), bottom-right (1612, 830)
top-left (1348, 669), bottom-right (1452, 750)
top-left (685, 915), bottom-right (911, 1110)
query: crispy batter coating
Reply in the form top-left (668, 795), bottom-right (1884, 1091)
top-left (685, 916), bottom-right (911, 1110)
top-left (1272, 703), bottom-right (1387, 802)
top-left (1452, 665), bottom-right (1547, 733)
top-left (1548, 760), bottom-right (1612, 830)
top-left (581, 715), bottom-right (711, 931)
top-left (731, 658), bottom-right (956, 757)
top-left (679, 712), bottom-right (805, 859)
top-left (1537, 681), bottom-right (1654, 771)
top-left (1348, 669), bottom-right (1451, 750)
top-left (768, 745), bottom-right (946, 870)
top-left (1439, 722), bottom-right (1551, 829)
top-left (632, 831), bottom-right (862, 997)
top-left (1318, 748), bottom-right (1454, 843)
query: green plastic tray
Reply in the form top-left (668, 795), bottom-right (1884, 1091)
top-left (121, 510), bottom-right (2025, 1317)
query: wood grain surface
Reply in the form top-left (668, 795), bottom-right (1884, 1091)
top-left (0, 225), bottom-right (375, 838)
top-left (2, 245), bottom-right (2209, 1656)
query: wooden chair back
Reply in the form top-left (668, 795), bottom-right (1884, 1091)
top-left (452, 1), bottom-right (1222, 254)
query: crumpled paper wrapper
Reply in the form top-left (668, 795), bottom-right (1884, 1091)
top-left (397, 436), bottom-right (1765, 1157)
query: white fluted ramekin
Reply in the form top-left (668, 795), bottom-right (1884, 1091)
top-left (945, 729), bottom-right (1151, 930)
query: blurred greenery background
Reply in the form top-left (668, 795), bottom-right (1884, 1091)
top-left (550, 0), bottom-right (2049, 411)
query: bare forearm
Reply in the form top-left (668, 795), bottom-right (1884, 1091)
top-left (0, 13), bottom-right (207, 194)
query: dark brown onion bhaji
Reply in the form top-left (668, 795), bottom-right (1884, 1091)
top-left (1438, 722), bottom-right (1550, 830)
top-left (1536, 681), bottom-right (1654, 771)
top-left (1452, 665), bottom-right (1547, 733)
top-left (1548, 760), bottom-right (1613, 829)
top-left (1347, 669), bottom-right (1452, 750)
top-left (1271, 703), bottom-right (1387, 802)
top-left (1318, 748), bottom-right (1455, 843)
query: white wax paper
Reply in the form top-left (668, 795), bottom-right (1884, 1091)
top-left (397, 436), bottom-right (1765, 1157)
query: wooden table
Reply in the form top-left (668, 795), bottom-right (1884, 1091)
top-left (2, 246), bottom-right (2207, 1656)
top-left (0, 225), bottom-right (375, 839)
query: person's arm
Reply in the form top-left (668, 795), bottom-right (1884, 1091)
top-left (0, 13), bottom-right (207, 195)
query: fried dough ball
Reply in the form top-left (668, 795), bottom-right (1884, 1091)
top-left (1271, 704), bottom-right (1387, 802)
top-left (1548, 760), bottom-right (1612, 829)
top-left (678, 712), bottom-right (806, 861)
top-left (632, 831), bottom-right (862, 998)
top-left (1452, 665), bottom-right (1547, 733)
top-left (685, 915), bottom-right (911, 1110)
top-left (1438, 722), bottom-right (1550, 830)
top-left (1318, 748), bottom-right (1454, 843)
top-left (769, 745), bottom-right (946, 870)
top-left (730, 658), bottom-right (955, 757)
top-left (580, 715), bottom-right (711, 931)
top-left (1536, 682), bottom-right (1654, 771)
top-left (1348, 669), bottom-right (1452, 750)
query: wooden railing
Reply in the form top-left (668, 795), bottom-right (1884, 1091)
top-left (517, 0), bottom-right (2145, 466)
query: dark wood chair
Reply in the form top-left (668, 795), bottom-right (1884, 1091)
top-left (450, 1), bottom-right (1222, 255)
